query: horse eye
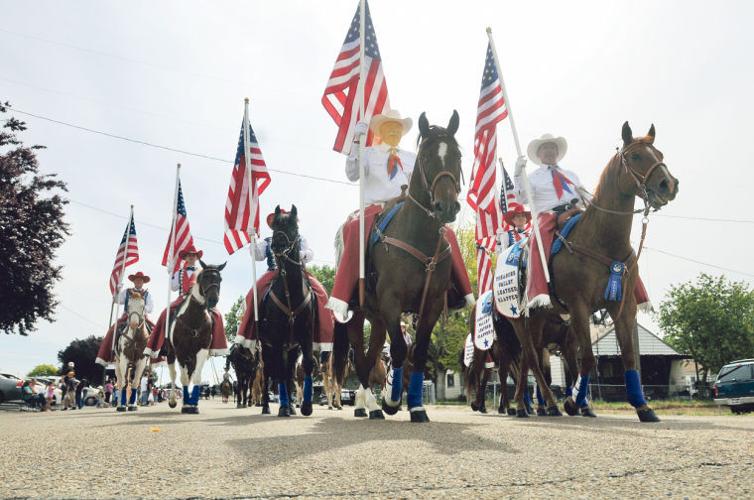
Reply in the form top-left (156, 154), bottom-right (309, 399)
top-left (631, 153), bottom-right (640, 161)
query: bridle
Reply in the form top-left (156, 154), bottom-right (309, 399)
top-left (272, 230), bottom-right (303, 268)
top-left (269, 228), bottom-right (313, 335)
top-left (408, 134), bottom-right (463, 219)
top-left (197, 269), bottom-right (222, 309)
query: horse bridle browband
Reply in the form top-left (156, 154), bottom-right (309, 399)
top-left (270, 229), bottom-right (313, 329)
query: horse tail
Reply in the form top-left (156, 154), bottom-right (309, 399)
top-left (332, 322), bottom-right (349, 386)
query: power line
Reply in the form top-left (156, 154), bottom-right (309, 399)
top-left (642, 246), bottom-right (754, 278)
top-left (10, 107), bottom-right (354, 187)
top-left (58, 304), bottom-right (106, 330)
top-left (654, 214), bottom-right (754, 224)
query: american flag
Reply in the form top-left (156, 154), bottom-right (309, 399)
top-left (322, 0), bottom-right (390, 154)
top-left (162, 179), bottom-right (195, 273)
top-left (108, 213), bottom-right (139, 295)
top-left (224, 118), bottom-right (271, 254)
top-left (476, 243), bottom-right (494, 295)
top-left (500, 164), bottom-right (530, 233)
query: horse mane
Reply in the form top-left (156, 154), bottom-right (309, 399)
top-left (592, 154), bottom-right (621, 201)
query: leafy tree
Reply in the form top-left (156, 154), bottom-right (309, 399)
top-left (0, 101), bottom-right (69, 335)
top-left (57, 335), bottom-right (103, 382)
top-left (224, 295), bottom-right (246, 342)
top-left (28, 363), bottom-right (59, 377)
top-left (308, 264), bottom-right (335, 294)
top-left (658, 273), bottom-right (754, 383)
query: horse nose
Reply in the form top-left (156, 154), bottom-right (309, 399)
top-left (658, 175), bottom-right (679, 199)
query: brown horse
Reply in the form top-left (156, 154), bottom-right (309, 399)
top-left (510, 122), bottom-right (678, 422)
top-left (323, 351), bottom-right (349, 410)
top-left (333, 111), bottom-right (463, 422)
top-left (113, 290), bottom-right (151, 412)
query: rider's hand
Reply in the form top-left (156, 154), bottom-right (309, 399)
top-left (514, 156), bottom-right (527, 176)
top-left (354, 121), bottom-right (368, 138)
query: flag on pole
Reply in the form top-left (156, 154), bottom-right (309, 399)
top-left (162, 180), bottom-right (195, 272)
top-left (108, 213), bottom-right (139, 295)
top-left (500, 165), bottom-right (530, 233)
top-left (224, 118), bottom-right (271, 255)
top-left (476, 242), bottom-right (494, 295)
top-left (322, 0), bottom-right (390, 154)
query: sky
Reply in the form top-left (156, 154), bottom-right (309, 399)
top-left (1, 0), bottom-right (752, 379)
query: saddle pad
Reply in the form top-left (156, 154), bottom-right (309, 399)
top-left (474, 290), bottom-right (495, 350)
top-left (463, 333), bottom-right (474, 367)
top-left (369, 202), bottom-right (404, 247)
top-left (551, 213), bottom-right (582, 257)
top-left (494, 238), bottom-right (527, 318)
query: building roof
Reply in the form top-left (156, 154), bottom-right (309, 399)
top-left (592, 323), bottom-right (688, 357)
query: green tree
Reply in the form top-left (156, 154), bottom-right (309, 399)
top-left (224, 295), bottom-right (246, 342)
top-left (0, 101), bottom-right (69, 335)
top-left (28, 363), bottom-right (59, 377)
top-left (308, 264), bottom-right (335, 294)
top-left (658, 273), bottom-right (754, 383)
top-left (57, 335), bottom-right (103, 382)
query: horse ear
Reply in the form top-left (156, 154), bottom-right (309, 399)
top-left (447, 110), bottom-right (459, 136)
top-left (290, 205), bottom-right (297, 219)
top-left (217, 262), bottom-right (227, 271)
top-left (418, 112), bottom-right (430, 139)
top-left (274, 205), bottom-right (281, 217)
top-left (647, 124), bottom-right (656, 144)
top-left (199, 258), bottom-right (206, 269)
top-left (621, 121), bottom-right (633, 147)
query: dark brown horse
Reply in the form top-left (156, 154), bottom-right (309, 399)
top-left (225, 343), bottom-right (261, 408)
top-left (510, 122), bottom-right (678, 422)
top-left (333, 111), bottom-right (463, 422)
top-left (165, 261), bottom-right (226, 414)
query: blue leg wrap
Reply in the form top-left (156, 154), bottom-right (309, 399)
top-left (191, 386), bottom-right (201, 406)
top-left (129, 389), bottom-right (138, 405)
top-left (535, 385), bottom-right (546, 406)
top-left (576, 374), bottom-right (590, 408)
top-left (524, 387), bottom-right (533, 413)
top-left (120, 388), bottom-right (127, 406)
top-left (390, 366), bottom-right (404, 403)
top-left (182, 386), bottom-right (189, 404)
top-left (303, 376), bottom-right (313, 403)
top-left (407, 371), bottom-right (424, 409)
top-left (278, 383), bottom-right (289, 407)
top-left (625, 369), bottom-right (647, 408)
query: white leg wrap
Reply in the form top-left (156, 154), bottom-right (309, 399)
top-left (383, 370), bottom-right (400, 407)
top-left (354, 385), bottom-right (366, 410)
top-left (365, 389), bottom-right (380, 412)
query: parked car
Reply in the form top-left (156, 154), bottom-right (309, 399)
top-left (0, 373), bottom-right (23, 403)
top-left (713, 359), bottom-right (754, 414)
top-left (340, 388), bottom-right (356, 406)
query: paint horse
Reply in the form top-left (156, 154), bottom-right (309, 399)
top-left (334, 112), bottom-right (464, 422)
top-left (510, 122), bottom-right (678, 422)
top-left (225, 342), bottom-right (261, 408)
top-left (114, 290), bottom-right (151, 412)
top-left (258, 205), bottom-right (317, 417)
top-left (165, 261), bottom-right (226, 414)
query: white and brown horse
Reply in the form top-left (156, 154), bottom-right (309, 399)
top-left (114, 290), bottom-right (151, 412)
top-left (165, 261), bottom-right (226, 414)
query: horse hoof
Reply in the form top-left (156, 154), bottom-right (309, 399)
top-left (369, 409), bottom-right (385, 420)
top-left (168, 400), bottom-right (177, 409)
top-left (536, 407), bottom-right (547, 417)
top-left (127, 405), bottom-right (137, 412)
top-left (189, 407), bottom-right (199, 414)
top-left (546, 405), bottom-right (562, 417)
top-left (288, 405), bottom-right (297, 416)
top-left (278, 406), bottom-right (291, 417)
top-left (261, 405), bottom-right (270, 415)
top-left (410, 409), bottom-right (430, 423)
top-left (507, 408), bottom-right (517, 416)
top-left (479, 405), bottom-right (488, 414)
top-left (354, 408), bottom-right (368, 418)
top-left (116, 406), bottom-right (126, 413)
top-left (563, 397), bottom-right (578, 416)
top-left (581, 407), bottom-right (597, 418)
top-left (381, 400), bottom-right (400, 416)
top-left (301, 402), bottom-right (313, 416)
top-left (516, 409), bottom-right (529, 418)
top-left (295, 404), bottom-right (300, 408)
top-left (637, 407), bottom-right (660, 423)
top-left (470, 401), bottom-right (479, 412)
top-left (181, 407), bottom-right (189, 414)
top-left (236, 403), bottom-right (243, 409)
top-left (497, 406), bottom-right (506, 415)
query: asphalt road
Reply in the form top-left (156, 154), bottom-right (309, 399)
top-left (1, 401), bottom-right (752, 499)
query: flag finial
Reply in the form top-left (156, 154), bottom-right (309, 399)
top-left (486, 27), bottom-right (492, 34)
top-left (244, 97), bottom-right (249, 103)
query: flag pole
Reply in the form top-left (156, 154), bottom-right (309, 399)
top-left (165, 165), bottom-right (180, 353)
top-left (486, 27), bottom-right (550, 283)
top-left (244, 98), bottom-right (260, 324)
top-left (357, 0), bottom-right (367, 306)
top-left (111, 205), bottom-right (134, 356)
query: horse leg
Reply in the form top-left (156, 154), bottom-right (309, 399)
top-left (115, 358), bottom-right (127, 412)
top-left (561, 329), bottom-right (583, 416)
top-left (567, 306), bottom-right (598, 418)
top-left (535, 349), bottom-right (550, 416)
top-left (300, 339), bottom-right (315, 417)
top-left (167, 353), bottom-right (178, 409)
top-left (609, 300), bottom-right (659, 422)
top-left (187, 349), bottom-right (209, 414)
top-left (362, 320), bottom-right (386, 420)
top-left (179, 363), bottom-right (191, 413)
top-left (128, 358), bottom-right (147, 412)
top-left (404, 299), bottom-right (444, 423)
top-left (508, 320), bottom-right (532, 417)
top-left (513, 316), bottom-right (561, 417)
top-left (286, 354), bottom-right (298, 416)
top-left (382, 314), bottom-right (408, 415)
top-left (275, 348), bottom-right (291, 417)
top-left (346, 313), bottom-right (370, 418)
top-left (260, 349), bottom-right (272, 415)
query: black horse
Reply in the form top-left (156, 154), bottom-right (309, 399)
top-left (225, 343), bottom-right (261, 408)
top-left (258, 205), bottom-right (317, 417)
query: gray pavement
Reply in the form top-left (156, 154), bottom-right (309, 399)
top-left (1, 401), bottom-right (752, 499)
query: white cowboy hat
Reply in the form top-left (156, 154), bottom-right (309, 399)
top-left (527, 134), bottom-right (568, 166)
top-left (369, 109), bottom-right (412, 136)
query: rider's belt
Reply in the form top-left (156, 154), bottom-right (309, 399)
top-left (551, 199), bottom-right (580, 215)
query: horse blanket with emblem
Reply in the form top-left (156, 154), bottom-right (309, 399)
top-left (494, 238), bottom-right (528, 318)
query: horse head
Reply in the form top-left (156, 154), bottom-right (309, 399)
top-left (196, 259), bottom-right (226, 309)
top-left (270, 205), bottom-right (301, 264)
top-left (126, 290), bottom-right (145, 329)
top-left (618, 122), bottom-right (679, 210)
top-left (414, 111), bottom-right (463, 223)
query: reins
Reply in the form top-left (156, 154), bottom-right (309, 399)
top-left (269, 229), bottom-right (314, 334)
